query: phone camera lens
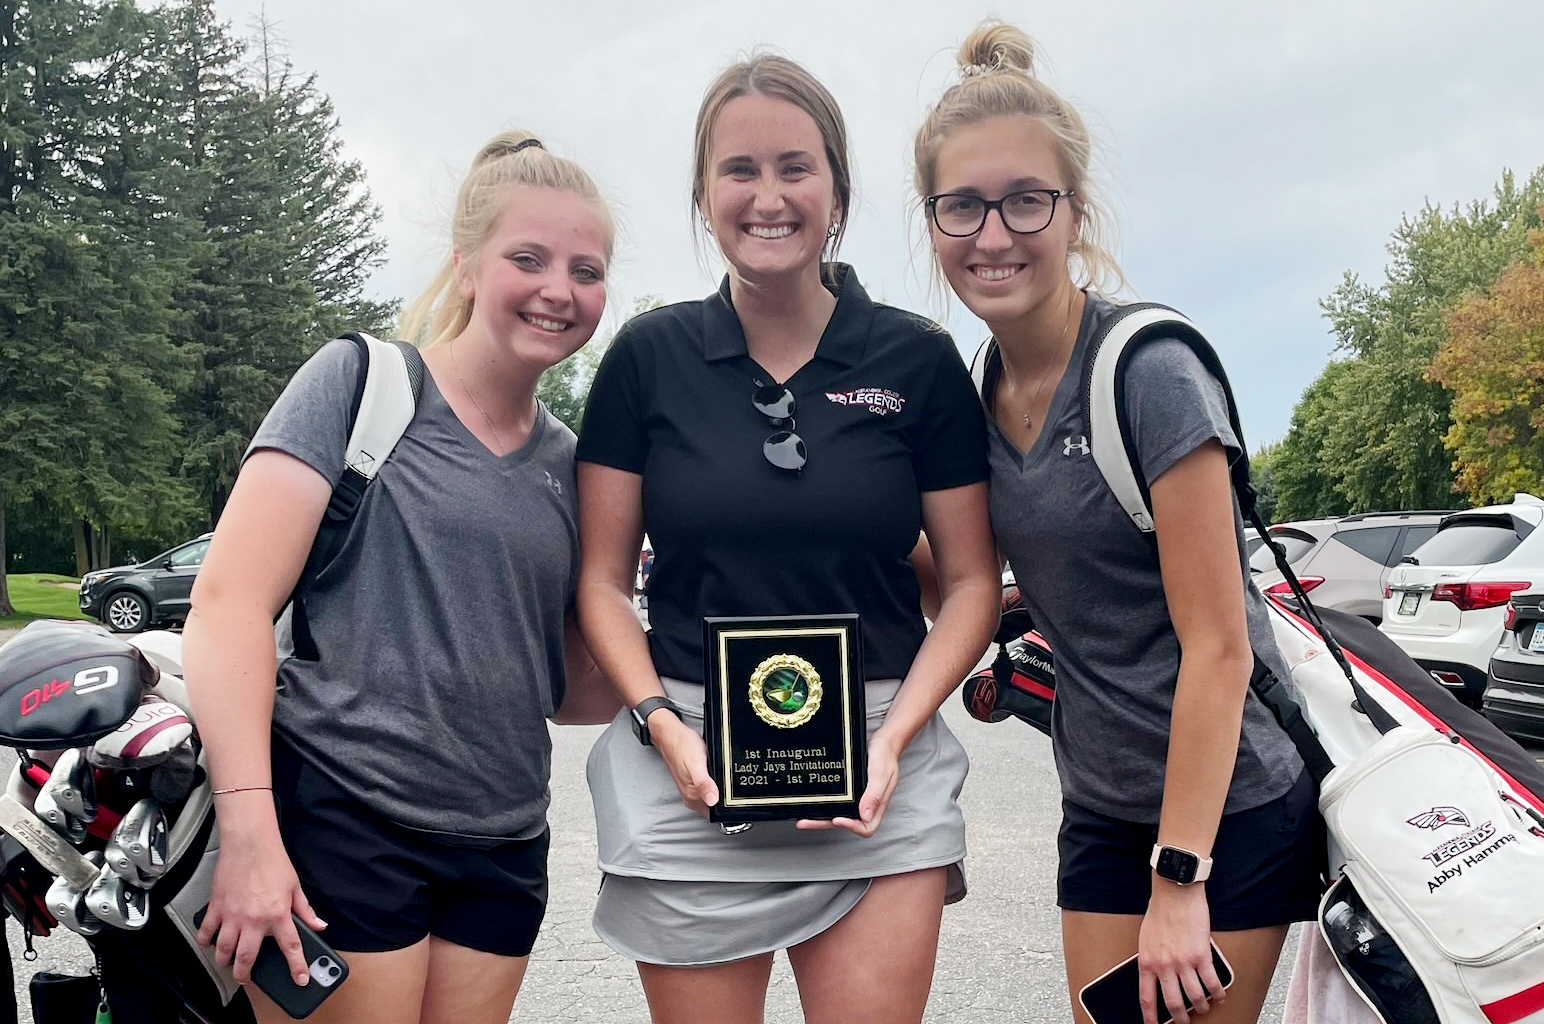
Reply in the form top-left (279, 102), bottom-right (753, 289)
top-left (328, 966), bottom-right (341, 978)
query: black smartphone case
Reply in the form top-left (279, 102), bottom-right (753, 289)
top-left (194, 907), bottom-right (349, 1020)
top-left (249, 916), bottom-right (349, 1019)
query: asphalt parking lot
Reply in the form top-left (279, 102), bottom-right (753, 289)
top-left (0, 618), bottom-right (1292, 1023)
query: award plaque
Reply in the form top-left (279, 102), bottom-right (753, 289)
top-left (703, 615), bottom-right (866, 824)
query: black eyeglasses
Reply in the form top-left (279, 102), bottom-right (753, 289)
top-left (924, 188), bottom-right (1075, 238)
top-left (752, 383), bottom-right (807, 472)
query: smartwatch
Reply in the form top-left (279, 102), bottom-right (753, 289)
top-left (1150, 844), bottom-right (1213, 885)
top-left (630, 696), bottom-right (680, 747)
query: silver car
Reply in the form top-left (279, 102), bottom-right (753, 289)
top-left (1250, 511), bottom-right (1450, 622)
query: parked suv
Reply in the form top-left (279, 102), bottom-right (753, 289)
top-left (1381, 495), bottom-right (1544, 707)
top-left (1483, 590), bottom-right (1544, 744)
top-left (1249, 511), bottom-right (1449, 622)
top-left (78, 534), bottom-right (212, 633)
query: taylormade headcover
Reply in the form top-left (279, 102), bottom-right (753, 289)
top-left (963, 630), bottom-right (1056, 736)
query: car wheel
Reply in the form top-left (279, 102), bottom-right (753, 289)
top-left (104, 591), bottom-right (150, 633)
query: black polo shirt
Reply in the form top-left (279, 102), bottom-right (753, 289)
top-left (576, 264), bottom-right (988, 684)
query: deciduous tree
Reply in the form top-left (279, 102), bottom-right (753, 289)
top-left (1429, 214), bottom-right (1544, 503)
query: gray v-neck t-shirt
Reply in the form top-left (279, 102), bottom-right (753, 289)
top-left (247, 339), bottom-right (578, 842)
top-left (984, 294), bottom-right (1302, 822)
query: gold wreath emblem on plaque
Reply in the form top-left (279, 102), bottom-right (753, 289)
top-left (749, 654), bottom-right (823, 729)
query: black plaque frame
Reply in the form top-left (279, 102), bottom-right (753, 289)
top-left (703, 615), bottom-right (866, 824)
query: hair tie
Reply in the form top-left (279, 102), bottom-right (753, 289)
top-left (512, 137), bottom-right (544, 154)
top-left (961, 54), bottom-right (1013, 81)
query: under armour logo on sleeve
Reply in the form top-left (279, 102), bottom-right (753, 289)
top-left (1062, 435), bottom-right (1090, 457)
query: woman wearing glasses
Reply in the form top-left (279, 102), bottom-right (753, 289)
top-left (574, 52), bottom-right (999, 1024)
top-left (913, 21), bottom-right (1318, 1024)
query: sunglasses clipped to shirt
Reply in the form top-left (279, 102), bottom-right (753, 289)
top-left (752, 382), bottom-right (807, 472)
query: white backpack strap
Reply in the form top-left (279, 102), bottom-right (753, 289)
top-left (1087, 306), bottom-right (1203, 534)
top-left (322, 332), bottom-right (425, 525)
top-left (344, 332), bottom-right (419, 482)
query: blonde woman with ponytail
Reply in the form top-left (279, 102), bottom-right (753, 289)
top-left (183, 131), bottom-right (617, 1024)
top-left (915, 22), bottom-right (1319, 1024)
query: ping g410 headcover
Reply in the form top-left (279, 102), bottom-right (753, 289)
top-left (0, 621), bottom-right (155, 749)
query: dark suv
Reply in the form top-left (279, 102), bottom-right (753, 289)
top-left (77, 534), bottom-right (212, 633)
top-left (1484, 590), bottom-right (1544, 744)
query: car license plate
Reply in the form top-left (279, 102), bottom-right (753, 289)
top-left (1530, 625), bottom-right (1544, 654)
top-left (1398, 591), bottom-right (1420, 616)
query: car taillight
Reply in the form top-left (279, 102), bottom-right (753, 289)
top-left (1263, 577), bottom-right (1323, 597)
top-left (1382, 585), bottom-right (1392, 599)
top-left (1503, 604), bottom-right (1518, 631)
top-left (1429, 581), bottom-right (1531, 612)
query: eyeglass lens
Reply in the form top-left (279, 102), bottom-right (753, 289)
top-left (930, 190), bottom-right (1064, 238)
top-left (752, 384), bottom-right (807, 471)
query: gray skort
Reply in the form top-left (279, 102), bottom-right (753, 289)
top-left (587, 677), bottom-right (969, 965)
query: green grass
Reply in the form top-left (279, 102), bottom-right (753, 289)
top-left (1, 573), bottom-right (88, 629)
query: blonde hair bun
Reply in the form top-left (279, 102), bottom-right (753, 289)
top-left (957, 20), bottom-right (1036, 80)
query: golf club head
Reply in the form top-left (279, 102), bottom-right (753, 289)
top-left (148, 735), bottom-right (199, 806)
top-left (46, 874), bottom-right (102, 935)
top-left (106, 798), bottom-right (169, 884)
top-left (32, 785), bottom-right (88, 846)
top-left (86, 695), bottom-right (193, 770)
top-left (45, 855), bottom-right (105, 936)
top-left (85, 862), bottom-right (149, 930)
top-left (42, 748), bottom-right (98, 822)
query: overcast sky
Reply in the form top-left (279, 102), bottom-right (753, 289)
top-left (209, 0), bottom-right (1543, 447)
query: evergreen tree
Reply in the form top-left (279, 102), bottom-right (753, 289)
top-left (1, 0), bottom-right (193, 606)
top-left (174, 14), bottom-right (392, 521)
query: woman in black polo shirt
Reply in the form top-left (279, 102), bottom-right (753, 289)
top-left (575, 54), bottom-right (999, 1024)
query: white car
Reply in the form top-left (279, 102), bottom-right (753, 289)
top-left (1380, 494), bottom-right (1544, 707)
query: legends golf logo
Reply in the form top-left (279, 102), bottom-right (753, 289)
top-left (825, 388), bottom-right (906, 416)
top-left (1416, 815), bottom-right (1519, 893)
top-left (1406, 806), bottom-right (1472, 831)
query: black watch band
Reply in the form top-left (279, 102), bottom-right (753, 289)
top-left (630, 696), bottom-right (679, 747)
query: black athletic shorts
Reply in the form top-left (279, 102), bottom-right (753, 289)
top-left (1057, 769), bottom-right (1321, 930)
top-left (271, 738), bottom-right (549, 956)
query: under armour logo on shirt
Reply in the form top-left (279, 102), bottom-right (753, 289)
top-left (1063, 435), bottom-right (1090, 457)
top-left (544, 470), bottom-right (563, 495)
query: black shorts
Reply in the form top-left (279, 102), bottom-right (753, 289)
top-left (1057, 770), bottom-right (1321, 930)
top-left (271, 738), bottom-right (549, 956)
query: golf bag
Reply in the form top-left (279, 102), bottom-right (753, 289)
top-left (966, 304), bottom-right (1544, 1024)
top-left (0, 619), bottom-right (252, 1024)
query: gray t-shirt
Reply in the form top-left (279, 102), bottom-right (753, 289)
top-left (247, 339), bottom-right (578, 842)
top-left (985, 294), bottom-right (1303, 822)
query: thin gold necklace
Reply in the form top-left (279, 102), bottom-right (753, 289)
top-left (1021, 292), bottom-right (1079, 429)
top-left (450, 338), bottom-right (508, 452)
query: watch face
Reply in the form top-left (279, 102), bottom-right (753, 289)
top-left (1156, 847), bottom-right (1199, 884)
